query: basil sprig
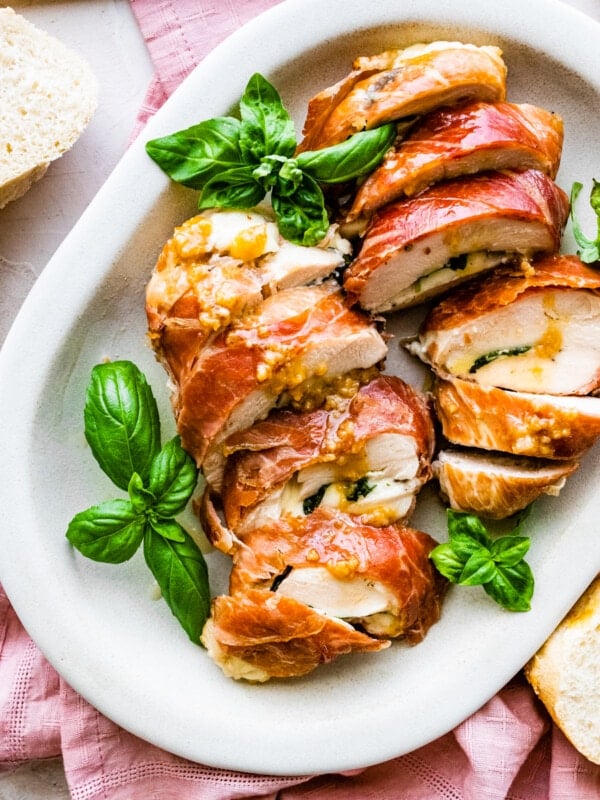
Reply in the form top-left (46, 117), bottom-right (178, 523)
top-left (570, 179), bottom-right (600, 263)
top-left (146, 73), bottom-right (396, 246)
top-left (430, 509), bottom-right (534, 612)
top-left (66, 360), bottom-right (210, 643)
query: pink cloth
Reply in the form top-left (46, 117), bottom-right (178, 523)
top-left (3, 1), bottom-right (600, 797)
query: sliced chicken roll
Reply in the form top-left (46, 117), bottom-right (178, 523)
top-left (344, 169), bottom-right (569, 312)
top-left (349, 101), bottom-right (564, 222)
top-left (228, 508), bottom-right (447, 642)
top-left (146, 209), bottom-right (350, 385)
top-left (434, 448), bottom-right (579, 519)
top-left (220, 375), bottom-right (435, 533)
top-left (298, 41), bottom-right (506, 152)
top-left (201, 589), bottom-right (389, 682)
top-left (174, 281), bottom-right (387, 491)
top-left (434, 376), bottom-right (600, 459)
top-left (408, 254), bottom-right (600, 395)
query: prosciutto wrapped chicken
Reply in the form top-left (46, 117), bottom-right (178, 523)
top-left (348, 101), bottom-right (564, 222)
top-left (434, 376), bottom-right (600, 460)
top-left (343, 169), bottom-right (569, 312)
top-left (174, 280), bottom-right (387, 491)
top-left (219, 375), bottom-right (435, 535)
top-left (433, 448), bottom-right (579, 519)
top-left (146, 209), bottom-right (350, 386)
top-left (408, 254), bottom-right (600, 396)
top-left (201, 509), bottom-right (447, 681)
top-left (298, 41), bottom-right (506, 152)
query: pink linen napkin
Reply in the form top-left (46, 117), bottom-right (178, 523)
top-left (2, 1), bottom-right (600, 798)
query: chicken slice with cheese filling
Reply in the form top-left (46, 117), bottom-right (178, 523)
top-left (174, 281), bottom-right (387, 492)
top-left (343, 169), bottom-right (569, 312)
top-left (348, 101), bottom-right (564, 223)
top-left (220, 375), bottom-right (434, 533)
top-left (408, 254), bottom-right (600, 395)
top-left (434, 448), bottom-right (579, 519)
top-left (298, 41), bottom-right (506, 152)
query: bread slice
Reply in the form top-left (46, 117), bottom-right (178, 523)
top-left (525, 575), bottom-right (600, 764)
top-left (0, 7), bottom-right (98, 209)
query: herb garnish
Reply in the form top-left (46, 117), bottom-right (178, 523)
top-left (303, 484), bottom-right (329, 515)
top-left (570, 179), bottom-right (600, 263)
top-left (469, 345), bottom-right (532, 373)
top-left (145, 73), bottom-right (396, 246)
top-left (346, 476), bottom-right (375, 502)
top-left (429, 509), bottom-right (534, 612)
top-left (66, 360), bottom-right (210, 643)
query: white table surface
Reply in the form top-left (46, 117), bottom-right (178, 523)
top-left (0, 0), bottom-right (598, 796)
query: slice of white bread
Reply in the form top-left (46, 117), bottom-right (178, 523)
top-left (0, 6), bottom-right (98, 209)
top-left (525, 575), bottom-right (600, 764)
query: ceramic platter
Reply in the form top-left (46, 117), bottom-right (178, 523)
top-left (1, 0), bottom-right (600, 776)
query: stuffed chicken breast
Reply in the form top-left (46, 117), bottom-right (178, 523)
top-left (344, 169), bottom-right (569, 312)
top-left (349, 101), bottom-right (564, 222)
top-left (433, 448), bottom-right (579, 519)
top-left (219, 375), bottom-right (435, 534)
top-left (408, 254), bottom-right (600, 395)
top-left (298, 41), bottom-right (506, 152)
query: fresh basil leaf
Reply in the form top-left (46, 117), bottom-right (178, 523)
top-left (447, 532), bottom-right (488, 562)
top-left (469, 346), bottom-right (532, 374)
top-left (303, 484), bottom-right (329, 515)
top-left (148, 436), bottom-right (198, 518)
top-left (483, 561), bottom-right (534, 612)
top-left (84, 361), bottom-right (161, 491)
top-left (458, 549), bottom-right (496, 586)
top-left (239, 73), bottom-right (296, 162)
top-left (66, 499), bottom-right (145, 563)
top-left (346, 477), bottom-right (375, 502)
top-left (143, 527), bottom-right (210, 643)
top-left (570, 181), bottom-right (600, 263)
top-left (490, 535), bottom-right (531, 567)
top-left (296, 123), bottom-right (397, 183)
top-left (272, 172), bottom-right (329, 246)
top-left (429, 542), bottom-right (466, 583)
top-left (447, 509), bottom-right (491, 549)
top-left (198, 166), bottom-right (265, 210)
top-left (148, 515), bottom-right (187, 543)
top-left (145, 117), bottom-right (244, 189)
top-left (128, 472), bottom-right (155, 514)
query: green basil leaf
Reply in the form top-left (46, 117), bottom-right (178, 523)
top-left (297, 123), bottom-right (397, 183)
top-left (458, 549), bottom-right (496, 586)
top-left (148, 516), bottom-right (187, 543)
top-left (445, 532), bottom-right (487, 562)
top-left (148, 436), bottom-right (198, 518)
top-left (84, 361), bottom-right (161, 491)
top-left (197, 166), bottom-right (265, 210)
top-left (490, 535), bottom-right (531, 567)
top-left (239, 73), bottom-right (296, 162)
top-left (272, 172), bottom-right (329, 246)
top-left (128, 472), bottom-right (155, 513)
top-left (145, 117), bottom-right (244, 189)
top-left (143, 527), bottom-right (210, 643)
top-left (66, 499), bottom-right (145, 563)
top-left (447, 509), bottom-right (491, 549)
top-left (570, 181), bottom-right (600, 263)
top-left (483, 560), bottom-right (534, 612)
top-left (429, 542), bottom-right (466, 583)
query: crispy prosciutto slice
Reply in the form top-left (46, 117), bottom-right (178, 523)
top-left (146, 209), bottom-right (350, 385)
top-left (201, 589), bottom-right (389, 682)
top-left (228, 508), bottom-right (446, 641)
top-left (434, 448), bottom-right (579, 519)
top-left (343, 169), bottom-right (569, 312)
top-left (348, 101), bottom-right (564, 222)
top-left (408, 254), bottom-right (600, 395)
top-left (174, 281), bottom-right (387, 492)
top-left (220, 375), bottom-right (435, 533)
top-left (298, 41), bottom-right (506, 152)
top-left (434, 376), bottom-right (600, 459)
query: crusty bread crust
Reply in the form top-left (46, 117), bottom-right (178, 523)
top-left (0, 7), bottom-right (98, 208)
top-left (525, 575), bottom-right (600, 764)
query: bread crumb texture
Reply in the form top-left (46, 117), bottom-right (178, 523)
top-left (525, 575), bottom-right (600, 764)
top-left (0, 6), bottom-right (98, 207)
